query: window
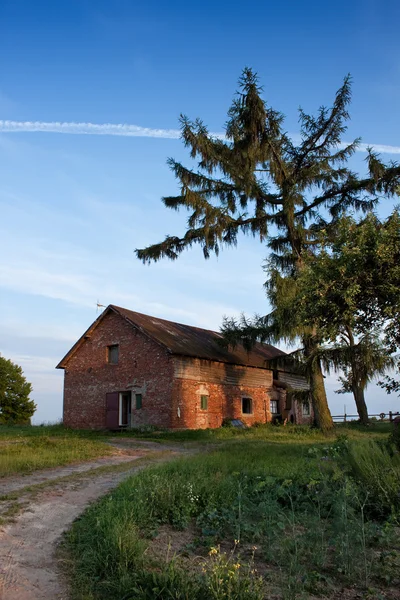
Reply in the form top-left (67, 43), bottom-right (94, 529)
top-left (270, 400), bottom-right (278, 414)
top-left (200, 395), bottom-right (208, 410)
top-left (242, 397), bottom-right (253, 414)
top-left (302, 402), bottom-right (310, 416)
top-left (135, 393), bottom-right (143, 410)
top-left (107, 344), bottom-right (119, 364)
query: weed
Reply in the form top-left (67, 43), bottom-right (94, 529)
top-left (63, 431), bottom-right (400, 599)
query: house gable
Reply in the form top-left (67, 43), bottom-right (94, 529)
top-left (62, 309), bottom-right (175, 429)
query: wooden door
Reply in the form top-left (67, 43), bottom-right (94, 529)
top-left (106, 392), bottom-right (119, 429)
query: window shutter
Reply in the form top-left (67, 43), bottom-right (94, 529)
top-left (136, 393), bottom-right (143, 409)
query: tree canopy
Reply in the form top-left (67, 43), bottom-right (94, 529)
top-left (137, 68), bottom-right (400, 430)
top-left (0, 356), bottom-right (36, 424)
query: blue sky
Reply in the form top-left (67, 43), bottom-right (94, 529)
top-left (0, 0), bottom-right (399, 423)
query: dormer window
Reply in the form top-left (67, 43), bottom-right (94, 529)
top-left (107, 344), bottom-right (119, 364)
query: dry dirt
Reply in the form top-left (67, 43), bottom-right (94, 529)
top-left (0, 440), bottom-right (185, 600)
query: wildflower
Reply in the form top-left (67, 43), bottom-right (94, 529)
top-left (209, 546), bottom-right (218, 556)
top-left (234, 539), bottom-right (240, 545)
top-left (233, 563), bottom-right (241, 570)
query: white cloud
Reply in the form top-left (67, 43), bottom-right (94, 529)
top-left (357, 142), bottom-right (400, 155)
top-left (1, 119), bottom-right (399, 154)
top-left (0, 119), bottom-right (181, 139)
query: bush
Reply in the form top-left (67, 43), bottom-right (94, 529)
top-left (391, 422), bottom-right (400, 451)
top-left (347, 440), bottom-right (400, 518)
top-left (0, 356), bottom-right (36, 424)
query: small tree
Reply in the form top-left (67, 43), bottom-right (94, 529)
top-left (0, 356), bottom-right (36, 424)
top-left (293, 211), bottom-right (400, 409)
top-left (322, 333), bottom-right (394, 424)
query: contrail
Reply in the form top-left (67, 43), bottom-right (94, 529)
top-left (0, 120), bottom-right (181, 139)
top-left (0, 119), bottom-right (399, 154)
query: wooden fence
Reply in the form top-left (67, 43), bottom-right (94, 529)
top-left (332, 411), bottom-right (400, 423)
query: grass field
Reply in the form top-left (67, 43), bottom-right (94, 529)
top-left (0, 425), bottom-right (112, 477)
top-left (64, 424), bottom-right (400, 600)
top-left (0, 421), bottom-right (391, 479)
top-left (117, 419), bottom-right (393, 443)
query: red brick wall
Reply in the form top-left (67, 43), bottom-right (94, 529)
top-left (62, 309), bottom-right (309, 430)
top-left (292, 399), bottom-right (314, 425)
top-left (62, 310), bottom-right (174, 429)
top-left (170, 379), bottom-right (272, 429)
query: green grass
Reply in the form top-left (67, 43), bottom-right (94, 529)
top-left (0, 432), bottom-right (113, 477)
top-left (112, 420), bottom-right (392, 443)
top-left (0, 423), bottom-right (104, 440)
top-left (64, 430), bottom-right (400, 600)
top-left (0, 421), bottom-right (392, 481)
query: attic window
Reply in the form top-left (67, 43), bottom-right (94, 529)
top-left (242, 397), bottom-right (253, 415)
top-left (107, 344), bottom-right (119, 364)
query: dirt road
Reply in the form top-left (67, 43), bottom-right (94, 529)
top-left (0, 441), bottom-right (183, 600)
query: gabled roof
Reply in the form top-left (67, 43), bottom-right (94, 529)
top-left (56, 304), bottom-right (286, 370)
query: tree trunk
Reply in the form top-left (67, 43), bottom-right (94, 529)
top-left (303, 334), bottom-right (334, 432)
top-left (310, 356), bottom-right (334, 432)
top-left (352, 384), bottom-right (369, 425)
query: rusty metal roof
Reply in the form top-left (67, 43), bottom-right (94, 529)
top-left (57, 304), bottom-right (286, 369)
top-left (111, 305), bottom-right (286, 368)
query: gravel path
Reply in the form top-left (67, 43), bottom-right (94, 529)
top-left (0, 442), bottom-right (184, 600)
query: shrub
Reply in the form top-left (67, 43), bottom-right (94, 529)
top-left (347, 440), bottom-right (400, 518)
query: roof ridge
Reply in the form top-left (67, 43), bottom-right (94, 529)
top-left (110, 304), bottom-right (224, 337)
top-left (57, 304), bottom-right (286, 370)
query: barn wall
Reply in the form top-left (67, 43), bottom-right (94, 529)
top-left (61, 313), bottom-right (311, 430)
top-left (277, 372), bottom-right (314, 424)
top-left (278, 372), bottom-right (310, 391)
top-left (171, 356), bottom-right (273, 428)
top-left (62, 310), bottom-right (174, 429)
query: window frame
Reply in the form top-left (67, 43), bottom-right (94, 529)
top-left (107, 344), bottom-right (119, 365)
top-left (270, 399), bottom-right (278, 414)
top-left (241, 397), bottom-right (253, 415)
top-left (135, 393), bottom-right (143, 410)
top-left (200, 394), bottom-right (208, 410)
top-left (302, 402), bottom-right (311, 416)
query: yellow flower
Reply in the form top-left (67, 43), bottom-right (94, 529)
top-left (209, 547), bottom-right (218, 556)
top-left (233, 563), bottom-right (241, 570)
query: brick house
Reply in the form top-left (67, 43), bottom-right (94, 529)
top-left (56, 305), bottom-right (312, 430)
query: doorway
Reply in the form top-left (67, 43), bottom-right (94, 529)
top-left (119, 392), bottom-right (132, 427)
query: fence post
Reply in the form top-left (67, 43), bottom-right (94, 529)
top-left (344, 413), bottom-right (347, 423)
top-left (389, 411), bottom-right (393, 422)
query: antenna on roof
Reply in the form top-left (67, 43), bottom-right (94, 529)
top-left (96, 301), bottom-right (106, 314)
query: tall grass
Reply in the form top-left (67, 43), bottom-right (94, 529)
top-left (347, 439), bottom-right (400, 519)
top-left (0, 423), bottom-right (104, 440)
top-left (65, 436), bottom-right (400, 599)
top-left (0, 435), bottom-right (113, 477)
top-left (116, 420), bottom-right (392, 444)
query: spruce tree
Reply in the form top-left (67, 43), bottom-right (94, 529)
top-left (137, 69), bottom-right (400, 431)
